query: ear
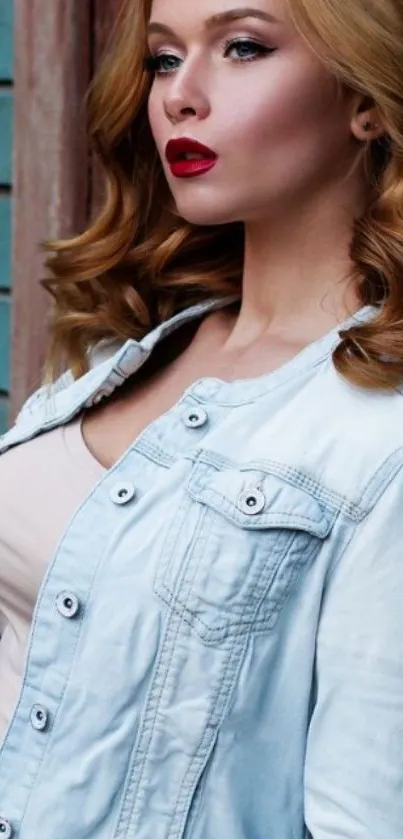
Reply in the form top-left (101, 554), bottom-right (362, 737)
top-left (350, 93), bottom-right (386, 142)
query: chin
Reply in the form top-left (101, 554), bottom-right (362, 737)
top-left (174, 195), bottom-right (241, 227)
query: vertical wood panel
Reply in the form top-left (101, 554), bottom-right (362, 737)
top-left (0, 195), bottom-right (11, 290)
top-left (0, 0), bottom-right (13, 80)
top-left (0, 396), bottom-right (7, 433)
top-left (0, 90), bottom-right (13, 182)
top-left (0, 0), bottom-right (13, 431)
top-left (10, 0), bottom-right (92, 420)
top-left (0, 298), bottom-right (10, 391)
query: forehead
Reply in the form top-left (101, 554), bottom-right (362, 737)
top-left (148, 0), bottom-right (288, 28)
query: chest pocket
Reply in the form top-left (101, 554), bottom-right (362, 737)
top-left (154, 453), bottom-right (336, 645)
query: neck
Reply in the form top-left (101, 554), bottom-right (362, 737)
top-left (223, 177), bottom-right (368, 352)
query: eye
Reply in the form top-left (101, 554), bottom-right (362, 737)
top-left (223, 38), bottom-right (276, 62)
top-left (144, 52), bottom-right (182, 75)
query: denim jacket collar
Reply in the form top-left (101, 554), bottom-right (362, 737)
top-left (0, 295), bottom-right (377, 453)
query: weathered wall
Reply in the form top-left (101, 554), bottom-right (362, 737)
top-left (3, 0), bottom-right (121, 428)
top-left (0, 0), bottom-right (13, 432)
top-left (10, 0), bottom-right (92, 422)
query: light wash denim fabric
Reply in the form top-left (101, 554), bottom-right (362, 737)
top-left (1, 294), bottom-right (403, 839)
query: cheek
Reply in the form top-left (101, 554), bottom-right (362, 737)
top-left (147, 92), bottom-right (165, 152)
top-left (229, 92), bottom-right (318, 150)
top-left (213, 66), bottom-right (342, 156)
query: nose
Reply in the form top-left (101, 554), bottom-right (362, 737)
top-left (164, 69), bottom-right (210, 125)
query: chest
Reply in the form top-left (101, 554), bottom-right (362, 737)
top-left (80, 319), bottom-right (249, 469)
top-left (81, 339), bottom-right (211, 468)
top-left (80, 315), bottom-right (308, 470)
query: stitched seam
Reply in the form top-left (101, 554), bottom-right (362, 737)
top-left (133, 438), bottom-right (174, 467)
top-left (153, 496), bottom-right (206, 604)
top-left (129, 593), bottom-right (205, 831)
top-left (116, 507), bottom-right (207, 837)
top-left (189, 484), bottom-right (329, 531)
top-left (168, 510), bottom-right (291, 834)
top-left (191, 450), bottom-right (361, 518)
top-left (260, 533), bottom-right (320, 621)
top-left (168, 627), bottom-right (244, 837)
top-left (355, 447), bottom-right (403, 509)
top-left (189, 353), bottom-right (331, 407)
top-left (192, 447), bottom-right (403, 520)
top-left (115, 609), bottom-right (184, 837)
top-left (156, 527), bottom-right (300, 642)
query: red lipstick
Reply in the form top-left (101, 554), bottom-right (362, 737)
top-left (165, 138), bottom-right (218, 178)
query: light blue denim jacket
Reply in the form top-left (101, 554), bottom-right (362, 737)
top-left (1, 295), bottom-right (403, 839)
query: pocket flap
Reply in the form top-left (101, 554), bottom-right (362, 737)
top-left (187, 455), bottom-right (335, 539)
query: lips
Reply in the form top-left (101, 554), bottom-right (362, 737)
top-left (165, 138), bottom-right (218, 178)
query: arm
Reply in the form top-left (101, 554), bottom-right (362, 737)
top-left (304, 466), bottom-right (403, 838)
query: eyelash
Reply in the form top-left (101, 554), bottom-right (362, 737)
top-left (144, 38), bottom-right (275, 75)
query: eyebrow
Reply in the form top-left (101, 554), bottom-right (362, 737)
top-left (147, 7), bottom-right (280, 38)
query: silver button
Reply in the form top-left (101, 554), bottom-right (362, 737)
top-left (182, 407), bottom-right (208, 429)
top-left (109, 482), bottom-right (136, 505)
top-left (56, 591), bottom-right (80, 618)
top-left (238, 488), bottom-right (266, 515)
top-left (0, 817), bottom-right (13, 838)
top-left (30, 704), bottom-right (49, 732)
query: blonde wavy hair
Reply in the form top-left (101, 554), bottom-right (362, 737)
top-left (43, 0), bottom-right (403, 389)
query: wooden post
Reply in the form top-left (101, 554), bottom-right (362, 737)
top-left (91, 0), bottom-right (123, 215)
top-left (0, 0), bottom-right (14, 432)
top-left (10, 0), bottom-right (92, 419)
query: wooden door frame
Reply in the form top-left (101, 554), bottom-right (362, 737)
top-left (10, 0), bottom-right (124, 421)
top-left (10, 0), bottom-right (92, 420)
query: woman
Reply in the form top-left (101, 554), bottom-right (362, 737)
top-left (0, 0), bottom-right (402, 835)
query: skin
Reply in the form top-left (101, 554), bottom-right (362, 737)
top-left (147, 0), bottom-right (385, 355)
top-left (82, 0), bottom-right (387, 467)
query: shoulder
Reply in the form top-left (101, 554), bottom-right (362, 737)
top-left (12, 335), bottom-right (129, 430)
top-left (14, 370), bottom-right (76, 426)
top-left (323, 360), bottom-right (403, 445)
top-left (304, 359), bottom-right (403, 509)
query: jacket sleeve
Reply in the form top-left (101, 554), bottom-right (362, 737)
top-left (304, 464), bottom-right (403, 838)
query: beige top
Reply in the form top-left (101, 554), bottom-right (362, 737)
top-left (0, 415), bottom-right (104, 742)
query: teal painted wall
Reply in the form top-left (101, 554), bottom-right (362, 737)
top-left (0, 0), bottom-right (13, 432)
